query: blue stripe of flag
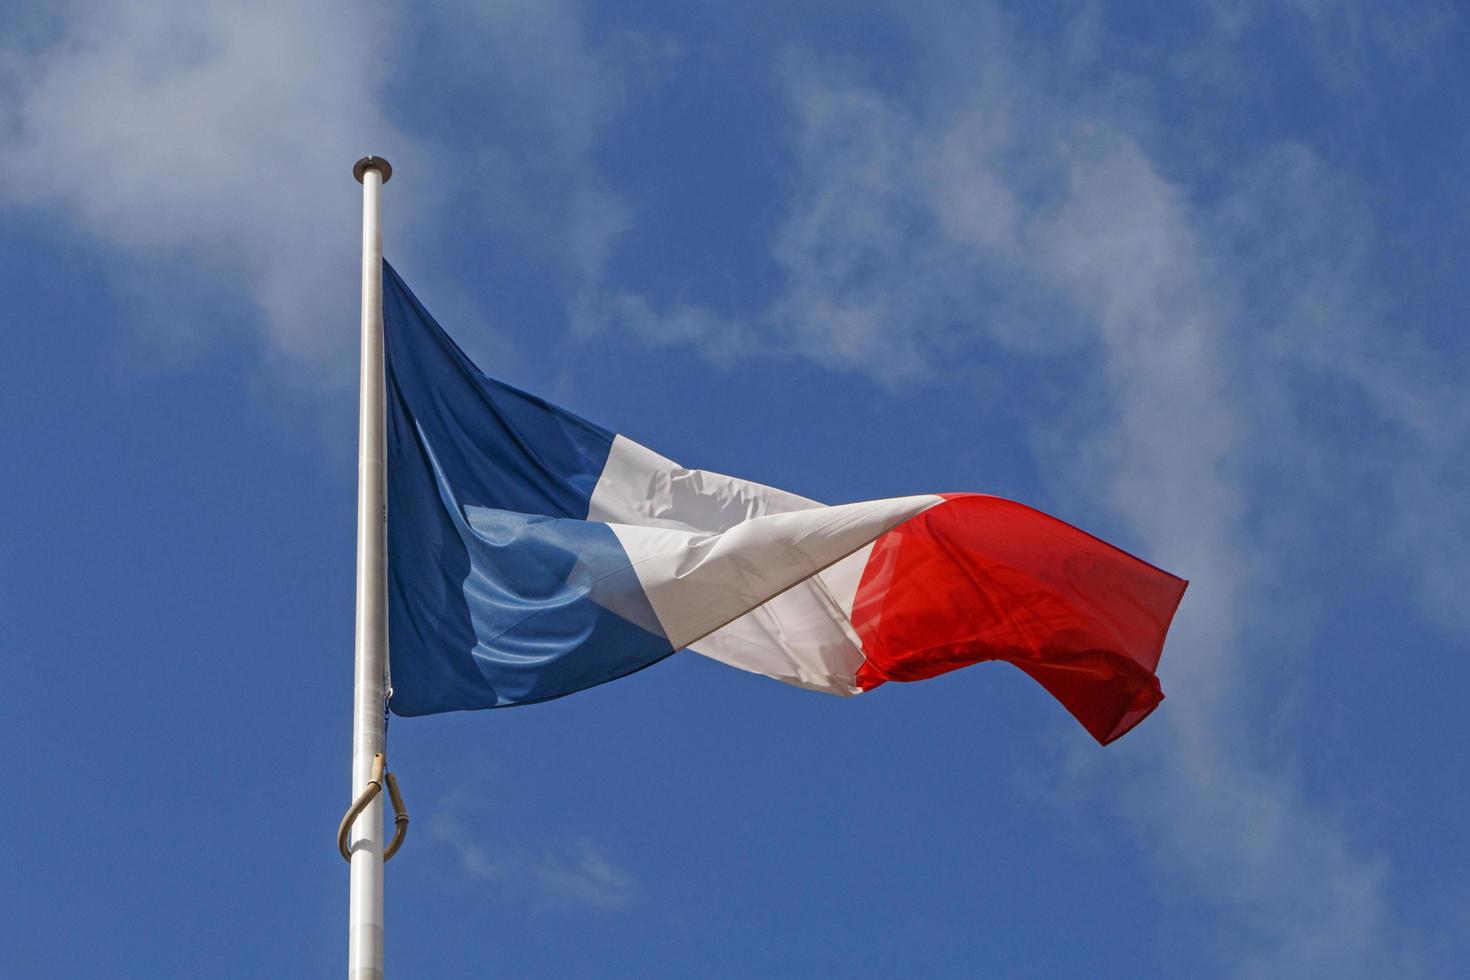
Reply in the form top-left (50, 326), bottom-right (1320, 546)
top-left (383, 261), bottom-right (675, 715)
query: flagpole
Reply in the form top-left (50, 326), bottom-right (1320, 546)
top-left (349, 154), bottom-right (392, 980)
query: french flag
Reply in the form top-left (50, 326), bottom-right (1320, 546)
top-left (383, 262), bottom-right (1187, 745)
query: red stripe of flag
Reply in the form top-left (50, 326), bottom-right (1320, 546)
top-left (851, 494), bottom-right (1187, 745)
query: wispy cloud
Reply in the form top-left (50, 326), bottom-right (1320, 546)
top-left (593, 6), bottom-right (1459, 974)
top-left (761, 59), bottom-right (1405, 976)
top-left (407, 0), bottom-right (680, 333)
top-left (1205, 0), bottom-right (1461, 88)
top-left (426, 789), bottom-right (643, 911)
top-left (4, 2), bottom-right (1462, 971)
top-left (0, 0), bottom-right (675, 378)
top-left (0, 0), bottom-right (427, 371)
top-left (1206, 141), bottom-right (1470, 639)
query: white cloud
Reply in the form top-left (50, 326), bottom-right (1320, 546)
top-left (426, 790), bottom-right (642, 911)
top-left (4, 1), bottom-right (1460, 971)
top-left (408, 0), bottom-right (678, 337)
top-left (598, 11), bottom-right (1447, 974)
top-left (0, 0), bottom-right (676, 380)
top-left (0, 0), bottom-right (428, 371)
top-left (1207, 141), bottom-right (1470, 638)
top-left (1203, 0), bottom-right (1461, 93)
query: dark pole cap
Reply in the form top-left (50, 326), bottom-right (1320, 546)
top-left (353, 156), bottom-right (393, 184)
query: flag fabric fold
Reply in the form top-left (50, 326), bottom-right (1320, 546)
top-left (383, 261), bottom-right (1186, 744)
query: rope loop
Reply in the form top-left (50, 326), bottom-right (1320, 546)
top-left (337, 753), bottom-right (410, 863)
top-left (384, 771), bottom-right (409, 860)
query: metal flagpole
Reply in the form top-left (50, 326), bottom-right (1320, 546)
top-left (349, 154), bottom-right (392, 980)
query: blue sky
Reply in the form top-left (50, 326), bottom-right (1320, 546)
top-left (2, 1), bottom-right (1467, 977)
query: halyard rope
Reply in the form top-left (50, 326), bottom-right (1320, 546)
top-left (337, 752), bottom-right (410, 862)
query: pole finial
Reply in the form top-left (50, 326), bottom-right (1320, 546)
top-left (353, 156), bottom-right (393, 184)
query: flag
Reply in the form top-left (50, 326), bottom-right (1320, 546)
top-left (383, 261), bottom-right (1186, 744)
